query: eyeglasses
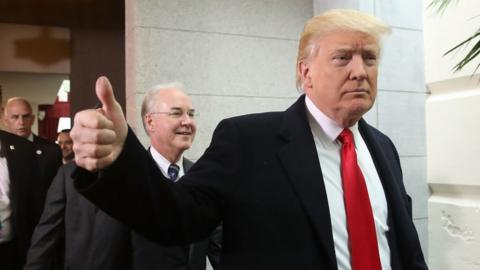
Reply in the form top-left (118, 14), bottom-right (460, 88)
top-left (149, 109), bottom-right (197, 119)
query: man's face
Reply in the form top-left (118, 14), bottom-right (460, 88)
top-left (300, 31), bottom-right (379, 126)
top-left (3, 100), bottom-right (34, 138)
top-left (145, 89), bottom-right (197, 157)
top-left (57, 132), bottom-right (74, 162)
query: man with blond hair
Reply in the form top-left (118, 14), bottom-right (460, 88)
top-left (70, 9), bottom-right (427, 270)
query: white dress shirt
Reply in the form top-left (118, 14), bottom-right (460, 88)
top-left (149, 147), bottom-right (185, 181)
top-left (0, 143), bottom-right (13, 243)
top-left (305, 96), bottom-right (391, 270)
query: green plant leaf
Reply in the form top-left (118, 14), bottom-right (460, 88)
top-left (444, 30), bottom-right (480, 72)
top-left (428, 0), bottom-right (459, 14)
top-left (431, 0), bottom-right (480, 74)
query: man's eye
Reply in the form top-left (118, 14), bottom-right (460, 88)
top-left (170, 111), bottom-right (183, 117)
top-left (364, 55), bottom-right (378, 65)
top-left (333, 54), bottom-right (351, 65)
top-left (334, 55), bottom-right (350, 60)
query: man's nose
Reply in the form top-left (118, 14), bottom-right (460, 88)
top-left (180, 114), bottom-right (194, 125)
top-left (17, 117), bottom-right (25, 125)
top-left (349, 55), bottom-right (368, 80)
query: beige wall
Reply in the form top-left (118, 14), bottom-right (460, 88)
top-left (0, 23), bottom-right (70, 74)
top-left (424, 0), bottom-right (480, 269)
top-left (125, 0), bottom-right (312, 160)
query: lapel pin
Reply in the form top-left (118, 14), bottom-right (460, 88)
top-left (9, 145), bottom-right (15, 151)
top-left (36, 149), bottom-right (43, 155)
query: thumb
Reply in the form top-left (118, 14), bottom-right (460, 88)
top-left (95, 76), bottom-right (118, 113)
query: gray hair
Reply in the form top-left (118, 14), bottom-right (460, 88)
top-left (140, 82), bottom-right (185, 134)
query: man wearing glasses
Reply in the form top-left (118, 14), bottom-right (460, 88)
top-left (141, 83), bottom-right (197, 172)
top-left (134, 83), bottom-right (222, 270)
top-left (24, 83), bottom-right (221, 270)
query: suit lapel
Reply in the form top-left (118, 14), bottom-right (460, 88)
top-left (358, 120), bottom-right (414, 269)
top-left (183, 158), bottom-right (193, 172)
top-left (358, 120), bottom-right (408, 217)
top-left (276, 96), bottom-right (337, 268)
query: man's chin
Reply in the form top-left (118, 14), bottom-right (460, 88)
top-left (16, 132), bottom-right (29, 138)
top-left (349, 99), bottom-right (373, 114)
top-left (174, 140), bottom-right (193, 150)
top-left (337, 102), bottom-right (372, 125)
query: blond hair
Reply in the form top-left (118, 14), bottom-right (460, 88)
top-left (296, 9), bottom-right (391, 91)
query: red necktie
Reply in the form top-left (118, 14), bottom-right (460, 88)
top-left (338, 128), bottom-right (381, 270)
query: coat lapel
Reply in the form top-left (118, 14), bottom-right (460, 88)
top-left (358, 120), bottom-right (409, 218)
top-left (358, 120), bottom-right (417, 269)
top-left (276, 96), bottom-right (337, 269)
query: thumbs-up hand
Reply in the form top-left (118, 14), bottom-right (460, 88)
top-left (71, 76), bottom-right (128, 171)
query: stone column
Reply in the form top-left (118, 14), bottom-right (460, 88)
top-left (424, 0), bottom-right (480, 269)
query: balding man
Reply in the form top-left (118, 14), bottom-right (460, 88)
top-left (3, 98), bottom-right (61, 193)
top-left (0, 98), bottom-right (44, 270)
top-left (132, 83), bottom-right (221, 270)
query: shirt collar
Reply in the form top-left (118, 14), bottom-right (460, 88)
top-left (304, 96), bottom-right (360, 144)
top-left (149, 146), bottom-right (184, 178)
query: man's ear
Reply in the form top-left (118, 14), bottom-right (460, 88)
top-left (298, 61), bottom-right (312, 91)
top-left (145, 114), bottom-right (156, 132)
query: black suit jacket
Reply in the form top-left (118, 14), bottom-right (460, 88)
top-left (0, 130), bottom-right (43, 270)
top-left (24, 162), bottom-right (132, 270)
top-left (32, 135), bottom-right (62, 199)
top-left (74, 95), bottom-right (427, 270)
top-left (132, 158), bottom-right (222, 270)
top-left (25, 159), bottom-right (221, 270)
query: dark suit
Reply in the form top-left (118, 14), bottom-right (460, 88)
top-left (132, 158), bottom-right (222, 270)
top-left (32, 134), bottom-right (62, 197)
top-left (24, 162), bottom-right (132, 270)
top-left (74, 95), bottom-right (427, 270)
top-left (25, 159), bottom-right (220, 270)
top-left (0, 130), bottom-right (43, 270)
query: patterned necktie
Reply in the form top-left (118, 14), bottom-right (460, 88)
top-left (167, 164), bottom-right (180, 182)
top-left (338, 128), bottom-right (381, 270)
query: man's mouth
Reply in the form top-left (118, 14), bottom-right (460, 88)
top-left (348, 88), bottom-right (368, 93)
top-left (175, 130), bottom-right (192, 135)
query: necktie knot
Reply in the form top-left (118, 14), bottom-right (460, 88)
top-left (338, 128), bottom-right (354, 145)
top-left (167, 164), bottom-right (180, 181)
